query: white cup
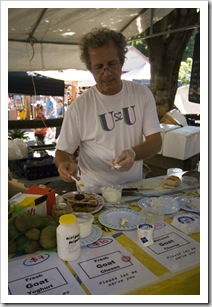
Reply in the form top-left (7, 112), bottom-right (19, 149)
top-left (137, 223), bottom-right (154, 247)
top-left (167, 168), bottom-right (183, 177)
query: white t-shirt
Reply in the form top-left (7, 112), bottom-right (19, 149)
top-left (56, 80), bottom-right (161, 191)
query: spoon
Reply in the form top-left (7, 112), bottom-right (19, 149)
top-left (71, 175), bottom-right (85, 191)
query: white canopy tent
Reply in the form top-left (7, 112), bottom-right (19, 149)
top-left (35, 69), bottom-right (96, 86)
top-left (35, 45), bottom-right (149, 86)
top-left (122, 46), bottom-right (149, 72)
top-left (8, 7), bottom-right (174, 71)
top-left (174, 85), bottom-right (200, 115)
top-left (121, 62), bottom-right (151, 81)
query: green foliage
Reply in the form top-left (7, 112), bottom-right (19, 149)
top-left (128, 34), bottom-right (149, 57)
top-left (178, 36), bottom-right (195, 85)
top-left (182, 36), bottom-right (195, 61)
top-left (178, 57), bottom-right (193, 85)
top-left (8, 130), bottom-right (29, 140)
top-left (132, 40), bottom-right (148, 57)
top-left (128, 34), bottom-right (195, 61)
top-left (128, 33), bottom-right (195, 87)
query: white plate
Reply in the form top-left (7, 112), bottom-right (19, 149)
top-left (138, 196), bottom-right (180, 214)
top-left (81, 225), bottom-right (102, 246)
top-left (98, 209), bottom-right (145, 231)
top-left (175, 196), bottom-right (200, 213)
top-left (58, 191), bottom-right (105, 214)
top-left (126, 176), bottom-right (199, 196)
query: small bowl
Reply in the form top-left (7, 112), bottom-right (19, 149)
top-left (74, 212), bottom-right (94, 238)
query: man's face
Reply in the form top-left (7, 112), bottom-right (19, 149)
top-left (88, 42), bottom-right (123, 95)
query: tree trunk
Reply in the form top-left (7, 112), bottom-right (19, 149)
top-left (143, 8), bottom-right (199, 119)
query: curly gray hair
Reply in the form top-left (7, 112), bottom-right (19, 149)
top-left (79, 27), bottom-right (128, 71)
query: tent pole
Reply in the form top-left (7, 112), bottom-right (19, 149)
top-left (127, 25), bottom-right (199, 43)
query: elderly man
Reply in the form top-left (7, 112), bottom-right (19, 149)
top-left (55, 27), bottom-right (162, 192)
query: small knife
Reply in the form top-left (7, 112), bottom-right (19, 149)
top-left (123, 187), bottom-right (154, 191)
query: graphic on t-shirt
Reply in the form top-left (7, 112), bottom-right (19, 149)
top-left (98, 106), bottom-right (136, 131)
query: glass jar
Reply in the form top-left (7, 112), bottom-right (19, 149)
top-left (101, 185), bottom-right (122, 203)
top-left (52, 202), bottom-right (73, 223)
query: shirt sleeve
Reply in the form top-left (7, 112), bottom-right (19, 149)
top-left (56, 103), bottom-right (80, 154)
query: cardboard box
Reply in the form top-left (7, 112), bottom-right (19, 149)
top-left (9, 193), bottom-right (47, 217)
top-left (160, 109), bottom-right (188, 126)
top-left (158, 124), bottom-right (180, 154)
top-left (8, 178), bottom-right (27, 199)
top-left (162, 126), bottom-right (200, 160)
top-left (26, 185), bottom-right (56, 215)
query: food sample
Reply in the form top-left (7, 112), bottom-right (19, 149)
top-left (164, 175), bottom-right (181, 188)
top-left (74, 193), bottom-right (85, 201)
top-left (119, 217), bottom-right (129, 226)
top-left (62, 193), bottom-right (98, 212)
top-left (113, 163), bottom-right (122, 169)
top-left (111, 160), bottom-right (122, 169)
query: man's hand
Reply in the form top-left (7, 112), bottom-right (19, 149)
top-left (55, 149), bottom-right (80, 182)
top-left (57, 160), bottom-right (79, 182)
top-left (110, 148), bottom-right (136, 172)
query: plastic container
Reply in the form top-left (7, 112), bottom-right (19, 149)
top-left (137, 223), bottom-right (154, 247)
top-left (74, 212), bottom-right (94, 238)
top-left (56, 214), bottom-right (81, 261)
top-left (101, 185), bottom-right (122, 203)
top-left (142, 207), bottom-right (164, 224)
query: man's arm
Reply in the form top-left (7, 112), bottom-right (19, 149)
top-left (133, 132), bottom-right (162, 161)
top-left (55, 149), bottom-right (79, 182)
